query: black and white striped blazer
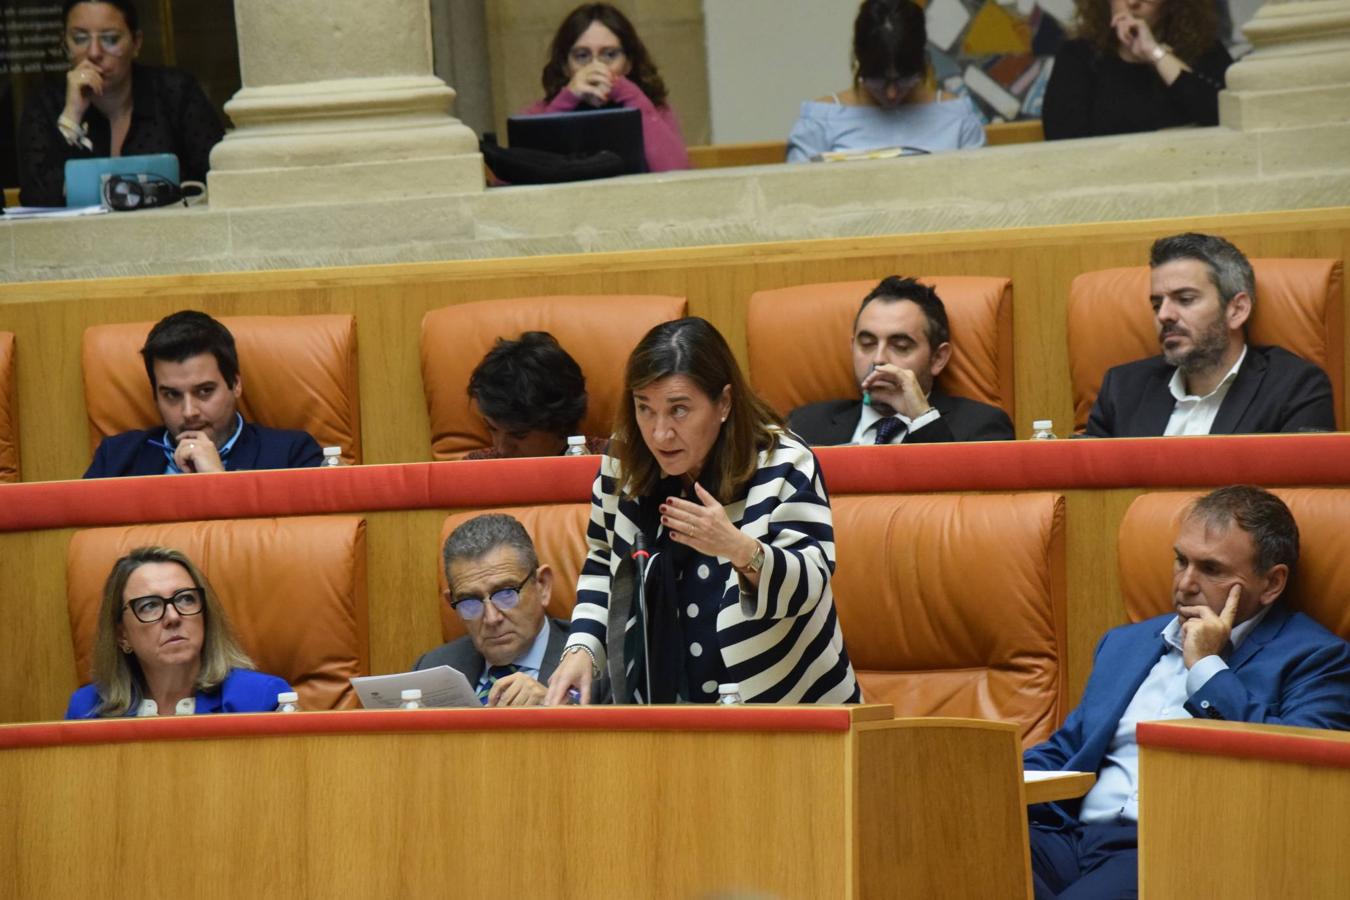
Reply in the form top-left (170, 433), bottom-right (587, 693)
top-left (567, 430), bottom-right (860, 703)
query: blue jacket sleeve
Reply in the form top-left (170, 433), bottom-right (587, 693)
top-left (1185, 637), bottom-right (1350, 728)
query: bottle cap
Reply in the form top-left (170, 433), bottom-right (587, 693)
top-left (1031, 420), bottom-right (1053, 431)
top-left (400, 688), bottom-right (422, 701)
top-left (276, 691), bottom-right (298, 703)
top-left (566, 435), bottom-right (586, 446)
top-left (717, 683), bottom-right (741, 696)
top-left (322, 446), bottom-right (341, 458)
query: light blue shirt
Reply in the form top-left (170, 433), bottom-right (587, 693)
top-left (160, 412), bottom-right (244, 475)
top-left (473, 618), bottom-right (549, 696)
top-left (1079, 606), bottom-right (1271, 823)
top-left (786, 95), bottom-right (986, 163)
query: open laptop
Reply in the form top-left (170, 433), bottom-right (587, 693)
top-left (506, 106), bottom-right (646, 176)
top-left (64, 153), bottom-right (179, 207)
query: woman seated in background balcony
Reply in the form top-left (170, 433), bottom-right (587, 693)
top-left (521, 2), bottom-right (689, 173)
top-left (1042, 0), bottom-right (1233, 140)
top-left (66, 546), bottom-right (290, 718)
top-left (786, 0), bottom-right (985, 163)
top-left (17, 0), bottom-right (223, 207)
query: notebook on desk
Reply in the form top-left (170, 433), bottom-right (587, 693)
top-left (64, 153), bottom-right (179, 207)
top-left (506, 106), bottom-right (646, 175)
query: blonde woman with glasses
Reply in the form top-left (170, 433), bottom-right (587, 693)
top-left (66, 546), bottom-right (291, 718)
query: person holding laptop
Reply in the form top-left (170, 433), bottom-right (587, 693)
top-left (17, 0), bottom-right (223, 206)
top-left (521, 3), bottom-right (689, 173)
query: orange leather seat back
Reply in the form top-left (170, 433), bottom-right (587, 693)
top-left (1119, 489), bottom-right (1350, 641)
top-left (747, 277), bottom-right (1015, 420)
top-left (420, 295), bottom-right (687, 460)
top-left (435, 505), bottom-right (591, 643)
top-left (67, 516), bottom-right (369, 710)
top-left (832, 493), bottom-right (1068, 747)
top-left (1068, 259), bottom-right (1344, 432)
top-left (437, 494), bottom-right (1067, 746)
top-left (81, 314), bottom-right (363, 464)
top-left (0, 332), bottom-right (18, 482)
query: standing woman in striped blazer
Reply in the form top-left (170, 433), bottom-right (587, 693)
top-left (545, 317), bottom-right (860, 705)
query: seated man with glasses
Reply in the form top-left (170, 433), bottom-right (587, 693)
top-left (412, 514), bottom-right (569, 707)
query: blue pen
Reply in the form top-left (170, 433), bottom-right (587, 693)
top-left (566, 687), bottom-right (582, 704)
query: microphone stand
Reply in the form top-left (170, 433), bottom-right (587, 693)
top-left (631, 532), bottom-right (654, 703)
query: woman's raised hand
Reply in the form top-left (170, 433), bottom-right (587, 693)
top-left (567, 60), bottom-right (614, 106)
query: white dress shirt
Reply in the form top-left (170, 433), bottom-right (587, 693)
top-left (1078, 605), bottom-right (1271, 823)
top-left (849, 399), bottom-right (942, 445)
top-left (1163, 346), bottom-right (1247, 436)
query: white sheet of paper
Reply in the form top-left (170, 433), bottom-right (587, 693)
top-left (351, 666), bottom-right (479, 709)
top-left (3, 204), bottom-right (109, 220)
top-left (1023, 769), bottom-right (1088, 783)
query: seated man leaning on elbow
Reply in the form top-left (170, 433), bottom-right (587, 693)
top-left (1087, 232), bottom-right (1335, 437)
top-left (1024, 485), bottom-right (1350, 899)
top-left (84, 310), bottom-right (323, 477)
top-left (788, 276), bottom-right (1014, 445)
top-left (412, 514), bottom-right (569, 707)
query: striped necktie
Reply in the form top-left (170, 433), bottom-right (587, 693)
top-left (873, 416), bottom-right (906, 445)
top-left (476, 664), bottom-right (520, 705)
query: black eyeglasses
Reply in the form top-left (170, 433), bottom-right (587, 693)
top-left (447, 572), bottom-right (535, 621)
top-left (122, 588), bottom-right (205, 624)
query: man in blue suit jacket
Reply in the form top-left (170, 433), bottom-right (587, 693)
top-left (1024, 486), bottom-right (1350, 899)
top-left (84, 310), bottom-right (322, 478)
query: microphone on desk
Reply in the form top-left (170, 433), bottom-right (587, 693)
top-left (631, 531), bottom-right (654, 703)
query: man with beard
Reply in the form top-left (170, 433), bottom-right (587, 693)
top-left (1085, 233), bottom-right (1334, 437)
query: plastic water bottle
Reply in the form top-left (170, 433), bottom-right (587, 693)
top-left (399, 688), bottom-right (423, 710)
top-left (321, 446), bottom-right (343, 467)
top-left (564, 435), bottom-right (588, 457)
top-left (716, 683), bottom-right (743, 706)
top-left (1031, 420), bottom-right (1057, 441)
top-left (275, 691), bottom-right (299, 713)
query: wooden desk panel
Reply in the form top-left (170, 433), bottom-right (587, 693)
top-left (1138, 720), bottom-right (1350, 899)
top-left (0, 708), bottom-right (1034, 900)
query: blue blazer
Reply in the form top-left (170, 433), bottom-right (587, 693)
top-left (83, 420), bottom-right (323, 478)
top-left (1023, 605), bottom-right (1350, 828)
top-left (65, 668), bottom-right (293, 718)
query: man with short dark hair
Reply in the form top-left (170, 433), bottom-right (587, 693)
top-left (1087, 233), bottom-right (1335, 437)
top-left (464, 331), bottom-right (606, 459)
top-left (1024, 485), bottom-right (1350, 899)
top-left (788, 276), bottom-right (1014, 445)
top-left (84, 310), bottom-right (323, 478)
top-left (412, 513), bottom-right (568, 707)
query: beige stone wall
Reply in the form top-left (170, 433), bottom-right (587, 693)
top-left (486, 0), bottom-right (711, 144)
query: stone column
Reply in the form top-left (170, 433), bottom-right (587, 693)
top-left (208, 0), bottom-right (483, 209)
top-left (1220, 0), bottom-right (1350, 131)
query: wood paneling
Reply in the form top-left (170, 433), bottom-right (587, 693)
top-left (1139, 723), bottom-right (1350, 899)
top-left (2, 207), bottom-right (1347, 484)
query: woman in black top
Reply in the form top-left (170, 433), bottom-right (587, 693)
top-left (1042, 0), bottom-right (1232, 140)
top-left (18, 0), bottom-right (223, 206)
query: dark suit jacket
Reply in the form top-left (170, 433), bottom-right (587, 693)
top-left (411, 616), bottom-right (570, 686)
top-left (787, 388), bottom-right (1015, 445)
top-left (1023, 605), bottom-right (1350, 829)
top-left (83, 420), bottom-right (324, 478)
top-left (1086, 345), bottom-right (1335, 437)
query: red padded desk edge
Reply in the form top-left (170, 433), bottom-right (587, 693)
top-left (1137, 720), bottom-right (1350, 770)
top-left (4, 433), bottom-right (1350, 533)
top-left (0, 706), bottom-right (856, 750)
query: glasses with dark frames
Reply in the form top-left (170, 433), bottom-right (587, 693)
top-left (447, 571), bottom-right (536, 621)
top-left (122, 588), bottom-right (205, 624)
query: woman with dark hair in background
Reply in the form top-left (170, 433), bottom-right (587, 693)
top-left (544, 317), bottom-right (859, 706)
top-left (17, 0), bottom-right (223, 206)
top-left (522, 2), bottom-right (689, 172)
top-left (1042, 0), bottom-right (1232, 139)
top-left (786, 0), bottom-right (985, 162)
top-left (465, 331), bottom-right (608, 460)
top-left (66, 546), bottom-right (290, 718)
